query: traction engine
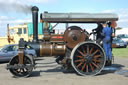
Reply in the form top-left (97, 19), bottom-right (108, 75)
top-left (6, 6), bottom-right (118, 77)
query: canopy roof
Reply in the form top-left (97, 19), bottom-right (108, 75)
top-left (41, 12), bottom-right (118, 23)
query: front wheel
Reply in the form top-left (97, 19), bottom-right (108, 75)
top-left (8, 55), bottom-right (34, 77)
top-left (71, 42), bottom-right (106, 76)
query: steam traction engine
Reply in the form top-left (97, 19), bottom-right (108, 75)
top-left (7, 6), bottom-right (118, 77)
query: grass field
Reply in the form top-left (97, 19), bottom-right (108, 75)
top-left (112, 46), bottom-right (128, 58)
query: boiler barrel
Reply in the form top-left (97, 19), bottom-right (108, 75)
top-left (40, 43), bottom-right (66, 56)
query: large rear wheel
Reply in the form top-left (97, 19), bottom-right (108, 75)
top-left (71, 42), bottom-right (106, 76)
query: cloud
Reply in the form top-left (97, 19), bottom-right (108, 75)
top-left (0, 15), bottom-right (31, 36)
top-left (0, 0), bottom-right (57, 14)
top-left (9, 19), bottom-right (31, 24)
top-left (0, 0), bottom-right (32, 14)
top-left (0, 16), bottom-right (9, 20)
top-left (102, 9), bottom-right (128, 28)
top-left (0, 16), bottom-right (31, 25)
top-left (24, 0), bottom-right (51, 3)
top-left (0, 0), bottom-right (55, 4)
top-left (0, 0), bottom-right (58, 36)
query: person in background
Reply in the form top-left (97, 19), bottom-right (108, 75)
top-left (102, 22), bottom-right (112, 65)
top-left (111, 21), bottom-right (117, 37)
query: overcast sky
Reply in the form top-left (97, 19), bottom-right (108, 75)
top-left (0, 0), bottom-right (128, 36)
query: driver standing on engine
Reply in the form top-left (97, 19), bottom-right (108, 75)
top-left (101, 22), bottom-right (112, 65)
top-left (92, 23), bottom-right (103, 44)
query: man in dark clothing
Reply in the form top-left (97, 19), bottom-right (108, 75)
top-left (92, 23), bottom-right (103, 44)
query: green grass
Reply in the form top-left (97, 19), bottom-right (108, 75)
top-left (112, 46), bottom-right (128, 58)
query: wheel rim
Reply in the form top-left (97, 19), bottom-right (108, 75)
top-left (9, 55), bottom-right (33, 77)
top-left (71, 42), bottom-right (106, 76)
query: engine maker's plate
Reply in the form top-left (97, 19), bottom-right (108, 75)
top-left (64, 26), bottom-right (85, 48)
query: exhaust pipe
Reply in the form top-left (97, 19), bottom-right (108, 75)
top-left (31, 6), bottom-right (39, 42)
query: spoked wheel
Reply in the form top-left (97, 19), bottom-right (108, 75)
top-left (8, 55), bottom-right (34, 77)
top-left (71, 42), bottom-right (106, 76)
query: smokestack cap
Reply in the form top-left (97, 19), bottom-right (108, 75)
top-left (31, 6), bottom-right (39, 11)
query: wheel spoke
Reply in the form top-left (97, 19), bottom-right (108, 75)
top-left (22, 69), bottom-right (26, 72)
top-left (77, 62), bottom-right (83, 68)
top-left (86, 64), bottom-right (88, 72)
top-left (81, 63), bottom-right (86, 72)
top-left (93, 55), bottom-right (101, 58)
top-left (93, 49), bottom-right (99, 55)
top-left (74, 59), bottom-right (84, 63)
top-left (82, 46), bottom-right (86, 54)
top-left (89, 63), bottom-right (94, 72)
top-left (87, 45), bottom-right (89, 54)
top-left (93, 59), bottom-right (100, 63)
top-left (20, 69), bottom-right (22, 72)
top-left (89, 47), bottom-right (93, 54)
top-left (76, 55), bottom-right (83, 58)
top-left (77, 49), bottom-right (85, 57)
top-left (92, 62), bottom-right (99, 68)
top-left (16, 69), bottom-right (20, 73)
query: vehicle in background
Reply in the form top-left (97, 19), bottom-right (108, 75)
top-left (0, 44), bottom-right (36, 62)
top-left (117, 34), bottom-right (128, 44)
top-left (112, 38), bottom-right (127, 48)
